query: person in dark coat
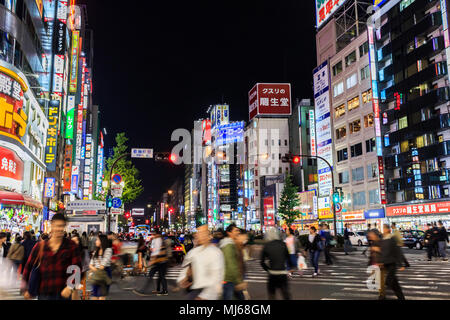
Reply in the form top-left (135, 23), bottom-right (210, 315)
top-left (437, 221), bottom-right (449, 261)
top-left (21, 232), bottom-right (37, 274)
top-left (1, 232), bottom-right (10, 259)
top-left (424, 223), bottom-right (435, 261)
top-left (379, 224), bottom-right (405, 300)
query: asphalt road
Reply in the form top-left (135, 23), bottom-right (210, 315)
top-left (2, 245), bottom-right (448, 300)
top-left (105, 245), bottom-right (450, 300)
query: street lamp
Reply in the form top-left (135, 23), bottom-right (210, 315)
top-left (168, 190), bottom-right (173, 195)
top-left (147, 204), bottom-right (152, 208)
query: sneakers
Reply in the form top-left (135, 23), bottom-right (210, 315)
top-left (157, 291), bottom-right (169, 296)
top-left (151, 290), bottom-right (160, 294)
top-left (443, 258), bottom-right (448, 262)
top-left (313, 273), bottom-right (318, 277)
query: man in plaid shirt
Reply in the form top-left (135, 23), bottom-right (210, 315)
top-left (22, 213), bottom-right (82, 300)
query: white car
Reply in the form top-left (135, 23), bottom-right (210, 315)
top-left (349, 231), bottom-right (369, 246)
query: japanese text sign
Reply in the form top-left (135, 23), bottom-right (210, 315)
top-left (249, 83), bottom-right (291, 121)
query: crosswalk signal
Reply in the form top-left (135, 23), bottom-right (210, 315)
top-left (106, 195), bottom-right (113, 208)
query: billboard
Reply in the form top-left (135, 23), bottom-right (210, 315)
top-left (62, 145), bottom-right (73, 193)
top-left (374, 0), bottom-right (388, 8)
top-left (0, 146), bottom-right (24, 191)
top-left (215, 121), bottom-right (245, 145)
top-left (44, 100), bottom-right (60, 171)
top-left (313, 61), bottom-right (333, 197)
top-left (44, 178), bottom-right (56, 198)
top-left (386, 202), bottom-right (450, 217)
top-left (248, 83), bottom-right (292, 121)
top-left (65, 95), bottom-right (75, 139)
top-left (263, 197), bottom-right (275, 226)
top-left (69, 31), bottom-right (80, 93)
top-left (132, 208), bottom-right (145, 216)
top-left (202, 119), bottom-right (212, 145)
top-left (316, 0), bottom-right (347, 29)
top-left (309, 109), bottom-right (317, 156)
top-left (210, 105), bottom-right (229, 129)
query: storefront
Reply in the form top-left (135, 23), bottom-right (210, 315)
top-left (364, 208), bottom-right (386, 232)
top-left (341, 210), bottom-right (366, 231)
top-left (386, 202), bottom-right (450, 231)
top-left (0, 191), bottom-right (43, 233)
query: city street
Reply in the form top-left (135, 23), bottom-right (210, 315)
top-left (4, 246), bottom-right (447, 301)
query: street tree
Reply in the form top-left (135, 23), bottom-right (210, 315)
top-left (277, 174), bottom-right (300, 228)
top-left (98, 132), bottom-right (144, 204)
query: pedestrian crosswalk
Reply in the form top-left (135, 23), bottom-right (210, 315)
top-left (0, 285), bottom-right (24, 300)
top-left (164, 251), bottom-right (450, 300)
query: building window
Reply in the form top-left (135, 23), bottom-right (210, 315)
top-left (337, 148), bottom-right (348, 162)
top-left (335, 104), bottom-right (345, 118)
top-left (278, 140), bottom-right (281, 146)
top-left (353, 191), bottom-right (366, 206)
top-left (284, 139), bottom-right (288, 146)
top-left (333, 81), bottom-right (344, 97)
top-left (271, 139), bottom-right (274, 146)
top-left (279, 167), bottom-right (282, 174)
top-left (265, 139), bottom-right (268, 146)
top-left (364, 113), bottom-right (374, 128)
top-left (362, 89), bottom-right (372, 104)
top-left (359, 42), bottom-right (369, 57)
top-left (367, 163), bottom-right (378, 178)
top-left (345, 50), bottom-right (357, 67)
top-left (336, 126), bottom-right (347, 139)
top-left (366, 138), bottom-right (376, 153)
top-left (346, 73), bottom-right (358, 89)
top-left (349, 119), bottom-right (361, 134)
top-left (333, 61), bottom-right (343, 76)
top-left (400, 0), bottom-right (415, 11)
top-left (348, 96), bottom-right (360, 111)
top-left (401, 140), bottom-right (410, 153)
top-left (351, 143), bottom-right (363, 157)
top-left (399, 116), bottom-right (408, 129)
top-left (360, 65), bottom-right (370, 80)
top-left (369, 189), bottom-right (380, 205)
top-left (352, 167), bottom-right (365, 182)
top-left (339, 171), bottom-right (349, 184)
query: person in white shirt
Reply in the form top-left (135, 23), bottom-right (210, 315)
top-left (177, 225), bottom-right (224, 300)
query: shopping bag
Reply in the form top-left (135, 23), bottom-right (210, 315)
top-left (297, 255), bottom-right (307, 270)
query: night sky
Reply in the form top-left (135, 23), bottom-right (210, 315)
top-left (80, 0), bottom-right (317, 210)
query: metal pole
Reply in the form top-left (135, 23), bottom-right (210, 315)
top-left (107, 153), bottom-right (130, 232)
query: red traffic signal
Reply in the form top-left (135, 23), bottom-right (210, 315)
top-left (293, 156), bottom-right (301, 164)
top-left (169, 154), bottom-right (177, 163)
top-left (145, 219), bottom-right (149, 224)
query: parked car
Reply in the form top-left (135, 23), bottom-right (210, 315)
top-left (401, 230), bottom-right (425, 250)
top-left (349, 231), bottom-right (368, 246)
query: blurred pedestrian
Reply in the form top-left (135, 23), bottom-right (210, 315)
top-left (7, 234), bottom-right (24, 282)
top-left (88, 231), bottom-right (96, 255)
top-left (0, 232), bottom-right (10, 262)
top-left (344, 224), bottom-right (352, 255)
top-left (136, 236), bottom-right (147, 272)
top-left (432, 223), bottom-right (440, 258)
top-left (134, 230), bottom-right (169, 296)
top-left (391, 223), bottom-right (409, 267)
top-left (30, 230), bottom-right (36, 242)
top-left (81, 232), bottom-right (89, 252)
top-left (305, 226), bottom-right (322, 277)
top-left (22, 213), bottom-right (82, 300)
top-left (319, 224), bottom-right (333, 265)
top-left (260, 227), bottom-right (291, 300)
top-left (220, 223), bottom-right (244, 300)
top-left (21, 232), bottom-right (36, 275)
top-left (235, 229), bottom-right (250, 299)
top-left (379, 224), bottom-right (405, 300)
top-left (176, 225), bottom-right (224, 300)
top-left (285, 227), bottom-right (302, 276)
top-left (89, 234), bottom-right (113, 300)
top-left (437, 221), bottom-right (448, 261)
top-left (424, 223), bottom-right (435, 261)
top-left (367, 230), bottom-right (385, 299)
top-left (362, 223), bottom-right (372, 256)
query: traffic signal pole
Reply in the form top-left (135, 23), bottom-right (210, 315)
top-left (284, 153), bottom-right (338, 236)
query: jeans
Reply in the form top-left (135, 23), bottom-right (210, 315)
top-left (426, 245), bottom-right (434, 260)
top-left (324, 246), bottom-right (333, 265)
top-left (222, 282), bottom-right (235, 300)
top-left (384, 263), bottom-right (405, 300)
top-left (344, 239), bottom-right (352, 254)
top-left (267, 274), bottom-right (290, 300)
top-left (438, 241), bottom-right (447, 259)
top-left (288, 254), bottom-right (297, 270)
top-left (309, 250), bottom-right (320, 273)
top-left (141, 262), bottom-right (168, 293)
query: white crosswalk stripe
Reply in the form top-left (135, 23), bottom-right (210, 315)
top-left (164, 251), bottom-right (450, 300)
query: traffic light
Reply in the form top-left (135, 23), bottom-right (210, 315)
top-left (145, 219), bottom-right (149, 224)
top-left (169, 154), bottom-right (177, 163)
top-left (281, 153), bottom-right (302, 164)
top-left (124, 211), bottom-right (131, 219)
top-left (106, 195), bottom-right (113, 208)
top-left (333, 192), bottom-right (340, 204)
top-left (154, 152), bottom-right (177, 164)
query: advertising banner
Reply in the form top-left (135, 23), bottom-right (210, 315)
top-left (0, 71), bottom-right (28, 145)
top-left (313, 61), bottom-right (333, 197)
top-left (71, 165), bottom-right (79, 194)
top-left (44, 178), bottom-right (56, 198)
top-left (44, 100), bottom-right (61, 171)
top-left (248, 83), bottom-right (291, 121)
top-left (315, 0), bottom-right (347, 29)
top-left (364, 208), bottom-right (385, 219)
top-left (0, 146), bottom-right (24, 191)
top-left (263, 197), bottom-right (275, 226)
top-left (202, 120), bottom-right (212, 145)
top-left (210, 104), bottom-right (229, 129)
top-left (309, 109), bottom-right (317, 156)
top-left (62, 145), bottom-right (73, 192)
top-left (386, 202), bottom-right (450, 217)
top-left (318, 196), bottom-right (333, 219)
top-left (215, 122), bottom-right (244, 145)
top-left (65, 95), bottom-right (75, 139)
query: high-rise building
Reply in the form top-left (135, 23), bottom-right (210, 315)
top-left (371, 0), bottom-right (450, 229)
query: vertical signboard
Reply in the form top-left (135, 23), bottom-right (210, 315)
top-left (313, 61), bottom-right (333, 197)
top-left (368, 26), bottom-right (386, 205)
top-left (69, 30), bottom-right (80, 93)
top-left (263, 197), bottom-right (275, 226)
top-left (309, 109), bottom-right (316, 156)
top-left (44, 178), bottom-right (56, 198)
top-left (62, 145), bottom-right (73, 192)
top-left (44, 101), bottom-right (60, 171)
top-left (65, 95), bottom-right (75, 139)
top-left (71, 165), bottom-right (79, 194)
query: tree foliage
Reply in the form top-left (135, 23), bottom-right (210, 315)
top-left (100, 133), bottom-right (144, 204)
top-left (277, 174), bottom-right (300, 228)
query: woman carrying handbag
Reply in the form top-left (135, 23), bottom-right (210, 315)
top-left (88, 234), bottom-right (113, 300)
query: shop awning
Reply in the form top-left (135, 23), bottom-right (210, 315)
top-left (0, 190), bottom-right (43, 210)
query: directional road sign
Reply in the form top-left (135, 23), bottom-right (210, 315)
top-left (131, 148), bottom-right (153, 159)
